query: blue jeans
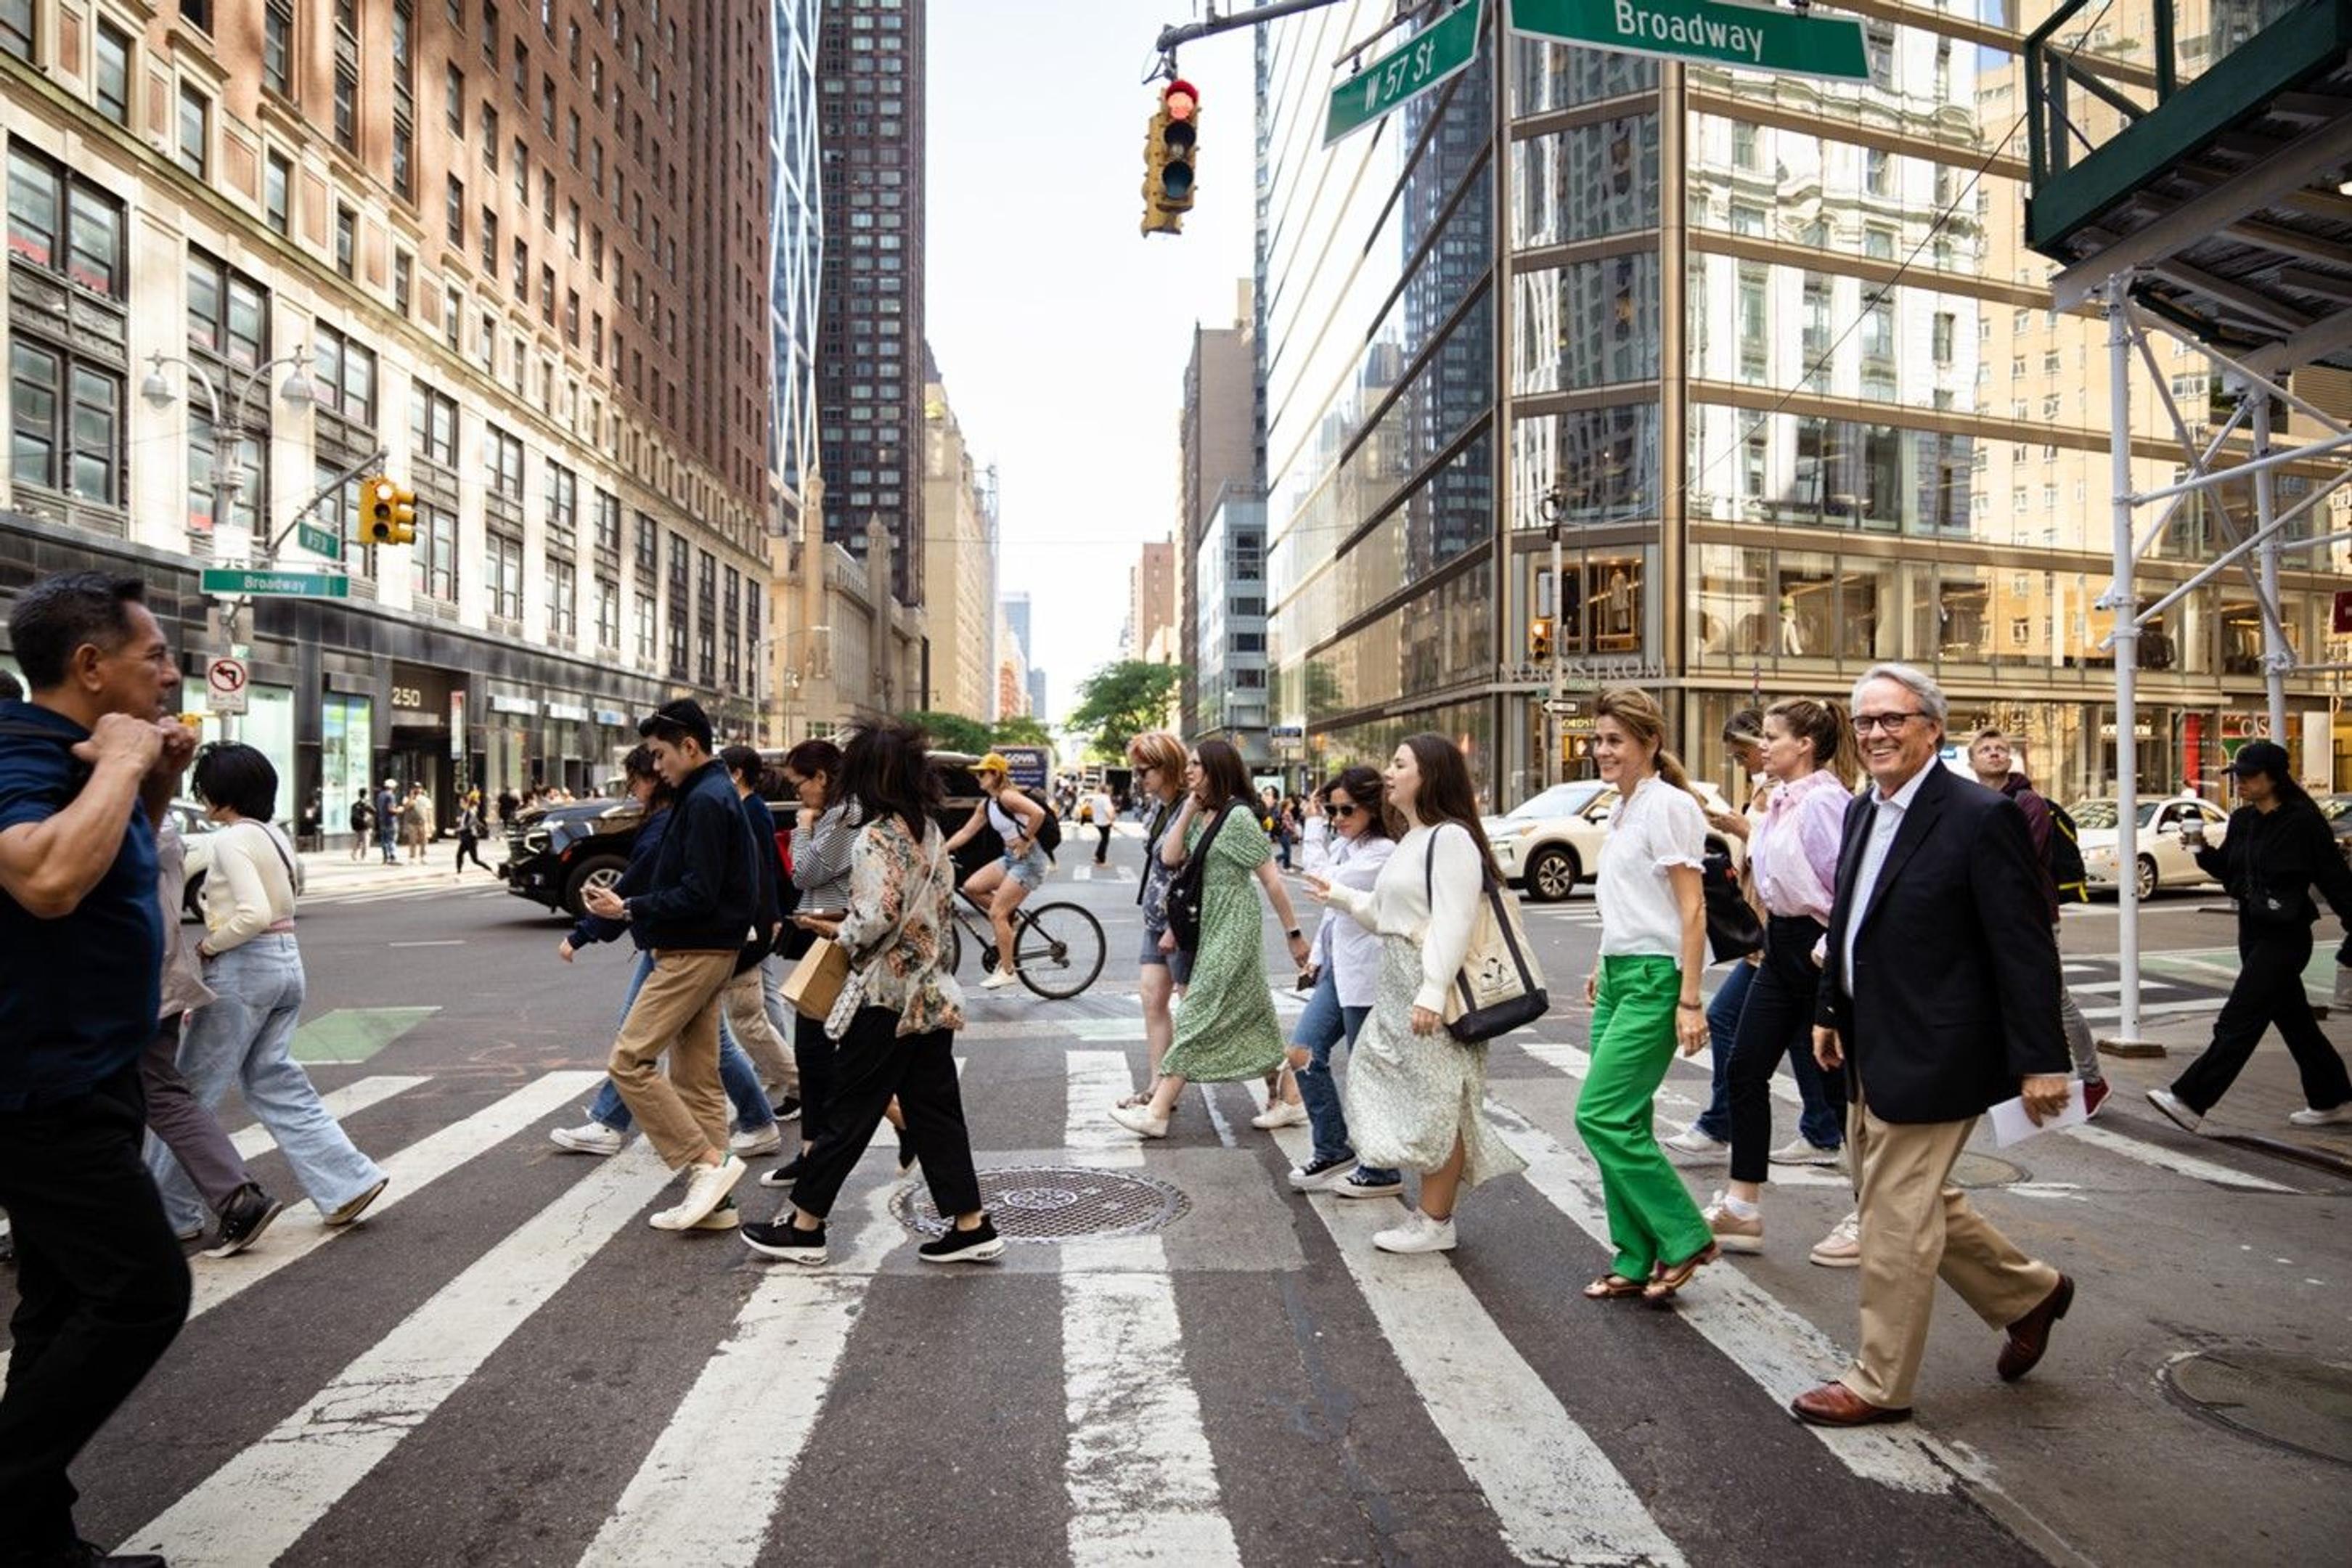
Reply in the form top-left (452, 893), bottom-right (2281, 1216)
top-left (1291, 968), bottom-right (1390, 1178)
top-left (586, 950), bottom-right (775, 1134)
top-left (149, 934), bottom-right (385, 1230)
top-left (1693, 955), bottom-right (1841, 1149)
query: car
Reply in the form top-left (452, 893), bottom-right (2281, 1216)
top-left (2067, 796), bottom-right (2229, 900)
top-left (167, 799), bottom-right (219, 920)
top-left (1484, 779), bottom-right (1744, 902)
top-left (2318, 794), bottom-right (2352, 866)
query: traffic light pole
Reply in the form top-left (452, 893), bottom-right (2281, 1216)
top-left (1153, 0), bottom-right (1360, 57)
top-left (258, 445), bottom-right (385, 565)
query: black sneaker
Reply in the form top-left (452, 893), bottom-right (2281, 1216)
top-left (740, 1217), bottom-right (828, 1265)
top-left (204, 1184), bottom-right (284, 1259)
top-left (1286, 1153), bottom-right (1357, 1193)
top-left (1336, 1169), bottom-right (1405, 1199)
top-left (918, 1216), bottom-right (1005, 1264)
top-left (759, 1151), bottom-right (809, 1188)
top-left (772, 1095), bottom-right (802, 1123)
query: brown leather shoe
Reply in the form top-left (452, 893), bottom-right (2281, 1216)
top-left (1998, 1274), bottom-right (2074, 1383)
top-left (1789, 1382), bottom-right (1912, 1426)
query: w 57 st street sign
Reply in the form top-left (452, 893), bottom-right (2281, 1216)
top-left (1508, 0), bottom-right (1868, 81)
top-left (1323, 0), bottom-right (1485, 147)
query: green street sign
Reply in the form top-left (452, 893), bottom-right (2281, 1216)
top-left (1324, 0), bottom-right (1484, 148)
top-left (296, 520), bottom-right (343, 560)
top-left (1508, 0), bottom-right (1867, 81)
top-left (200, 568), bottom-right (351, 600)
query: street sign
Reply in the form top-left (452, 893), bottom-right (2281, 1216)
top-left (297, 520), bottom-right (343, 560)
top-left (205, 656), bottom-right (249, 716)
top-left (200, 568), bottom-right (351, 600)
top-left (1323, 0), bottom-right (1484, 147)
top-left (1508, 0), bottom-right (1869, 82)
top-left (1543, 698), bottom-right (1583, 716)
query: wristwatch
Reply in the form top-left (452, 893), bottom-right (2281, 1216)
top-left (1286, 927), bottom-right (1303, 941)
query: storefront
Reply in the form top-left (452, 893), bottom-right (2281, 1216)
top-left (319, 687), bottom-right (374, 841)
top-left (487, 693), bottom-right (540, 794)
top-left (388, 663), bottom-right (464, 833)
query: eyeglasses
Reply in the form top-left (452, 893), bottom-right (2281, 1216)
top-left (1853, 711), bottom-right (1927, 735)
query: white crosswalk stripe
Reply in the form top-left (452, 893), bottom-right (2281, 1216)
top-left (223, 1074), bottom-right (428, 1160)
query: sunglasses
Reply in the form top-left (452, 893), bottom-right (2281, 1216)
top-left (1329, 802), bottom-right (1363, 818)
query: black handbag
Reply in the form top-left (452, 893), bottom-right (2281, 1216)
top-left (1165, 803), bottom-right (1232, 955)
top-left (1702, 833), bottom-right (1763, 962)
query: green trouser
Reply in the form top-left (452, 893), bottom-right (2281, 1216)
top-left (1577, 954), bottom-right (1715, 1281)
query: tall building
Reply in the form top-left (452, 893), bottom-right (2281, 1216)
top-left (0, 0), bottom-right (779, 830)
top-left (813, 0), bottom-right (924, 607)
top-left (921, 356), bottom-right (999, 722)
top-left (1129, 537), bottom-right (1176, 663)
top-left (1026, 668), bottom-right (1048, 727)
top-left (1193, 491), bottom-right (1268, 760)
top-left (1255, 1), bottom-right (2347, 808)
top-left (770, 0), bottom-right (822, 538)
top-left (1178, 283), bottom-right (1257, 731)
top-left (995, 597), bottom-right (1029, 719)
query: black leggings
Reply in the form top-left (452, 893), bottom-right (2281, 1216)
top-left (455, 834), bottom-right (488, 870)
top-left (2173, 923), bottom-right (2352, 1114)
top-left (1727, 915), bottom-right (1835, 1184)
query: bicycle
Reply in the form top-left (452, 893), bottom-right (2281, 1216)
top-left (943, 883), bottom-right (1106, 1000)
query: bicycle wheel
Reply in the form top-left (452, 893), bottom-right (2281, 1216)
top-left (1013, 902), bottom-right (1106, 1000)
top-left (942, 913), bottom-right (964, 977)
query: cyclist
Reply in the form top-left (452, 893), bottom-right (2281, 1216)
top-left (943, 752), bottom-right (1051, 989)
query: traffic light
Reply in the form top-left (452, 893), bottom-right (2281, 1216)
top-left (362, 475), bottom-right (417, 546)
top-left (1141, 78), bottom-right (1199, 237)
top-left (1530, 616), bottom-right (1553, 662)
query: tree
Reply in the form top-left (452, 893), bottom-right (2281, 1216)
top-left (900, 710), bottom-right (992, 755)
top-left (995, 715), bottom-right (1055, 748)
top-left (1066, 660), bottom-right (1183, 759)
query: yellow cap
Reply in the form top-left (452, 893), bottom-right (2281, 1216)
top-left (976, 752), bottom-right (1012, 777)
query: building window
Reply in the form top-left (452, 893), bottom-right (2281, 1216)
top-left (409, 382), bottom-right (458, 463)
top-left (634, 596), bottom-right (654, 661)
top-left (177, 84), bottom-right (210, 178)
top-left (481, 205), bottom-right (497, 271)
top-left (594, 489), bottom-right (620, 553)
top-left (332, 63), bottom-right (358, 150)
top-left (187, 252), bottom-right (269, 369)
top-left (95, 21), bottom-right (132, 123)
top-left (7, 148), bottom-right (126, 298)
top-left (393, 249), bottom-right (412, 315)
top-left (10, 340), bottom-right (123, 506)
top-left (486, 531), bottom-right (523, 619)
top-left (544, 460), bottom-right (576, 535)
top-left (265, 153), bottom-right (292, 234)
top-left (547, 556), bottom-right (576, 637)
top-left (446, 65), bottom-right (464, 132)
top-left (415, 503), bottom-right (459, 600)
top-left (484, 422), bottom-right (523, 499)
top-left (446, 176), bottom-right (465, 245)
top-left (334, 205), bottom-right (356, 278)
top-left (481, 0), bottom-right (498, 63)
top-left (1865, 147), bottom-right (1890, 197)
top-left (0, 0), bottom-right (32, 61)
top-left (595, 578), bottom-right (619, 647)
top-left (313, 327), bottom-right (378, 425)
top-left (1932, 311), bottom-right (1955, 367)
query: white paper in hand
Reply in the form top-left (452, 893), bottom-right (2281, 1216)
top-left (1989, 1080), bottom-right (2088, 1147)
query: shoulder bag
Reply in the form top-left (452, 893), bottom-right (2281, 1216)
top-left (1165, 803), bottom-right (1232, 955)
top-left (1700, 832), bottom-right (1763, 962)
top-left (1425, 824), bottom-right (1551, 1044)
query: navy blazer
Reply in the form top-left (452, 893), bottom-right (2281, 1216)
top-left (1814, 762), bottom-right (2068, 1124)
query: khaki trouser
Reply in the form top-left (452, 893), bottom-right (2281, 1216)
top-left (608, 950), bottom-right (736, 1170)
top-left (1840, 1090), bottom-right (2060, 1409)
top-left (722, 968), bottom-right (796, 1093)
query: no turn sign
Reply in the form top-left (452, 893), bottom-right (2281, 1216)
top-left (205, 656), bottom-right (249, 716)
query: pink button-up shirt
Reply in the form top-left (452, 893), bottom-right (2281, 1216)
top-left (1749, 767), bottom-right (1850, 925)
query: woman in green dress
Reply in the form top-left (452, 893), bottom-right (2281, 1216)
top-left (1110, 738), bottom-right (1312, 1138)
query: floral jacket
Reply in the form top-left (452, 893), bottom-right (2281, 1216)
top-left (827, 812), bottom-right (965, 1039)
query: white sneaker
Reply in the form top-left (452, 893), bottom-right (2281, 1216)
top-left (1108, 1104), bottom-right (1169, 1139)
top-left (550, 1121), bottom-right (624, 1156)
top-left (1808, 1210), bottom-right (1862, 1269)
top-left (1767, 1136), bottom-right (1842, 1168)
top-left (2288, 1103), bottom-right (2352, 1127)
top-left (729, 1124), bottom-right (784, 1156)
top-left (1702, 1190), bottom-right (1765, 1254)
top-left (1251, 1101), bottom-right (1307, 1130)
top-left (2146, 1087), bottom-right (2203, 1134)
top-left (650, 1153), bottom-right (746, 1230)
top-left (1662, 1124), bottom-right (1729, 1166)
top-left (981, 966), bottom-right (1019, 990)
top-left (1373, 1210), bottom-right (1458, 1254)
top-left (689, 1200), bottom-right (741, 1232)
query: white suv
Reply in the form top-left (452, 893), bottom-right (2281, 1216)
top-left (1485, 780), bottom-right (1744, 902)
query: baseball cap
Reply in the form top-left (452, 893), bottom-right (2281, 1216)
top-left (976, 752), bottom-right (1012, 777)
top-left (2223, 739), bottom-right (2290, 780)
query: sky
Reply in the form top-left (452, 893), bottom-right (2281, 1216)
top-left (924, 1), bottom-right (1257, 719)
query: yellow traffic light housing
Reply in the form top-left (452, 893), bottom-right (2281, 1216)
top-left (1141, 79), bottom-right (1199, 237)
top-left (1530, 616), bottom-right (1553, 662)
top-left (364, 475), bottom-right (419, 546)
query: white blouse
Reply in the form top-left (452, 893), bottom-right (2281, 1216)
top-left (1312, 830), bottom-right (1395, 1008)
top-left (1326, 822), bottom-right (1485, 1013)
top-left (184, 818), bottom-right (303, 956)
top-left (1596, 776), bottom-right (1707, 962)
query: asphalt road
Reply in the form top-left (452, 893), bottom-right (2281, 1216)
top-left (17, 846), bottom-right (2352, 1567)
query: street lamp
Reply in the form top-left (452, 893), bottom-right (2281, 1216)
top-left (142, 345), bottom-right (313, 553)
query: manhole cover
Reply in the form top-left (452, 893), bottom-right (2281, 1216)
top-left (2162, 1349), bottom-right (2352, 1467)
top-left (892, 1165), bottom-right (1190, 1244)
top-left (1951, 1153), bottom-right (2025, 1188)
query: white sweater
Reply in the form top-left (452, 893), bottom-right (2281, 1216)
top-left (1326, 822), bottom-right (1485, 1014)
top-left (184, 818), bottom-right (303, 956)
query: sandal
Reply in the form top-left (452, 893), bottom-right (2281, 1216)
top-left (1642, 1243), bottom-right (1720, 1305)
top-left (1583, 1273), bottom-right (1646, 1299)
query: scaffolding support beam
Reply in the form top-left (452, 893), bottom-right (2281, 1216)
top-left (2103, 279), bottom-right (2149, 1048)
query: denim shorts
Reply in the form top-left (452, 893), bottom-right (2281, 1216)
top-left (1000, 846), bottom-right (1050, 891)
top-left (1138, 925), bottom-right (1194, 984)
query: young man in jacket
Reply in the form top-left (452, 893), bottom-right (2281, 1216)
top-left (584, 700), bottom-right (759, 1230)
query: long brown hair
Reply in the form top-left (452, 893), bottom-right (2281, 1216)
top-left (1191, 737), bottom-right (1254, 816)
top-left (1765, 695), bottom-right (1860, 788)
top-left (1595, 687), bottom-right (1700, 800)
top-left (1399, 732), bottom-right (1502, 882)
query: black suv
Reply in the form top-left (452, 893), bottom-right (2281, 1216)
top-left (499, 750), bottom-right (997, 918)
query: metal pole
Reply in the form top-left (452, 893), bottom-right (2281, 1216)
top-left (1550, 523), bottom-right (1564, 786)
top-left (2252, 391), bottom-right (2290, 748)
top-left (2106, 282), bottom-right (2144, 1045)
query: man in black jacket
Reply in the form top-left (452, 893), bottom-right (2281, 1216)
top-left (584, 700), bottom-right (756, 1232)
top-left (1792, 663), bottom-right (2075, 1428)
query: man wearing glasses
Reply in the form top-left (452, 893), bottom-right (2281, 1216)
top-left (1792, 663), bottom-right (2075, 1428)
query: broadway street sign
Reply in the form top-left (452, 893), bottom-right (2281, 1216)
top-left (200, 568), bottom-right (351, 599)
top-left (1508, 0), bottom-right (1868, 81)
top-left (1323, 0), bottom-right (1484, 147)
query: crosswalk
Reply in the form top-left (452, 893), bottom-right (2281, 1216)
top-left (25, 1001), bottom-right (2324, 1566)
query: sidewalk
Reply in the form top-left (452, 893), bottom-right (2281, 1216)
top-left (2096, 1013), bottom-right (2352, 1167)
top-left (298, 844), bottom-right (494, 897)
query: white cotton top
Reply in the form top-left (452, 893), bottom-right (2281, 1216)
top-left (1596, 775), bottom-right (1708, 962)
top-left (184, 818), bottom-right (303, 957)
top-left (1326, 821), bottom-right (1485, 1014)
top-left (1312, 830), bottom-right (1396, 1008)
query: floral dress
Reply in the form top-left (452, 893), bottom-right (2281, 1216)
top-left (1159, 803), bottom-right (1287, 1083)
top-left (823, 814), bottom-right (965, 1040)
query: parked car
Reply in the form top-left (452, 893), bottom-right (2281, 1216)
top-left (2317, 793), bottom-right (2352, 865)
top-left (168, 798), bottom-right (218, 920)
top-left (499, 750), bottom-right (996, 918)
top-left (2068, 795), bottom-right (2229, 899)
top-left (1484, 778), bottom-right (1743, 902)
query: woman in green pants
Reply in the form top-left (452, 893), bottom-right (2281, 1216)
top-left (1577, 686), bottom-right (1720, 1307)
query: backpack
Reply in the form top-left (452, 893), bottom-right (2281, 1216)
top-left (2046, 800), bottom-right (2090, 905)
top-left (1024, 789), bottom-right (1061, 859)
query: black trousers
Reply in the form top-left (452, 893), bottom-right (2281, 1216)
top-left (454, 833), bottom-right (488, 871)
top-left (1727, 915), bottom-right (1832, 1185)
top-left (777, 924), bottom-right (834, 1142)
top-left (788, 1008), bottom-right (981, 1222)
top-left (1095, 824), bottom-right (1112, 863)
top-left (0, 1064), bottom-right (192, 1553)
top-left (2173, 922), bottom-right (2352, 1114)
